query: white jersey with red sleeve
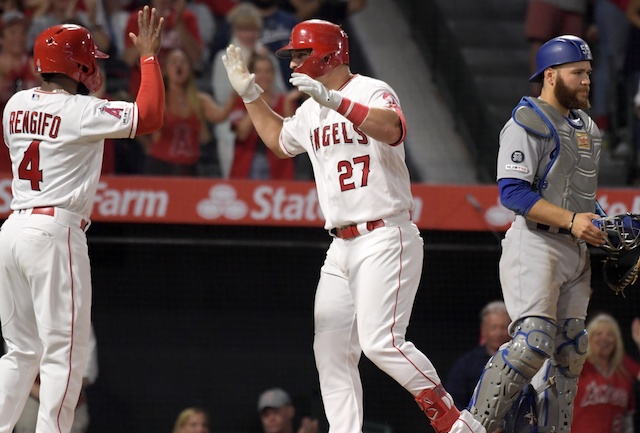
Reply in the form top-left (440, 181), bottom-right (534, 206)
top-left (3, 88), bottom-right (139, 220)
top-left (279, 74), bottom-right (413, 230)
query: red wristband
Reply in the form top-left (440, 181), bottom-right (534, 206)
top-left (337, 97), bottom-right (370, 127)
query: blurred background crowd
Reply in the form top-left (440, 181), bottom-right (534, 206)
top-left (1, 2), bottom-right (640, 431)
top-left (1, 0), bottom-right (639, 186)
top-left (0, 0), bottom-right (368, 180)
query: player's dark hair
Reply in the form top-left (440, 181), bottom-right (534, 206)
top-left (40, 72), bottom-right (83, 94)
top-left (40, 73), bottom-right (55, 82)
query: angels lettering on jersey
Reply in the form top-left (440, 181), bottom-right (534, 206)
top-left (309, 90), bottom-right (400, 153)
top-left (310, 122), bottom-right (368, 152)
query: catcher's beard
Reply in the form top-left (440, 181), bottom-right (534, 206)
top-left (555, 74), bottom-right (590, 110)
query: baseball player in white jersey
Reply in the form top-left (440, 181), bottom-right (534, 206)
top-left (223, 19), bottom-right (485, 433)
top-left (467, 36), bottom-right (607, 433)
top-left (0, 7), bottom-right (165, 433)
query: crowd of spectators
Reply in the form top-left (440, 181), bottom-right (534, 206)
top-left (0, 0), bottom-right (367, 180)
top-left (5, 0), bottom-right (640, 186)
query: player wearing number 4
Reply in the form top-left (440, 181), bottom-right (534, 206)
top-left (223, 19), bottom-right (485, 433)
top-left (0, 6), bottom-right (165, 433)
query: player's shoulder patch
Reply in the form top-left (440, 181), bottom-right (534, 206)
top-left (98, 102), bottom-right (132, 125)
top-left (512, 105), bottom-right (552, 138)
top-left (101, 106), bottom-right (124, 119)
top-left (382, 91), bottom-right (399, 109)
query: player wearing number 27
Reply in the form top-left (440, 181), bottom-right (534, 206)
top-left (467, 35), bottom-right (607, 433)
top-left (0, 6), bottom-right (165, 433)
top-left (223, 19), bottom-right (485, 433)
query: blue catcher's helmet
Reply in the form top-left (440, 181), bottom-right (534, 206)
top-left (529, 35), bottom-right (592, 82)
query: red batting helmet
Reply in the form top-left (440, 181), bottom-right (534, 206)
top-left (275, 19), bottom-right (349, 79)
top-left (33, 24), bottom-right (108, 93)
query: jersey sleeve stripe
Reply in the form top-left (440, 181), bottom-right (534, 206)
top-left (389, 105), bottom-right (406, 146)
top-left (279, 131), bottom-right (296, 157)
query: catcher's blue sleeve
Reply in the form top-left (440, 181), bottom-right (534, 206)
top-left (498, 178), bottom-right (541, 216)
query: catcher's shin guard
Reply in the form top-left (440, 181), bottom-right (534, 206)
top-left (469, 317), bottom-right (555, 433)
top-left (531, 319), bottom-right (587, 433)
top-left (415, 384), bottom-right (460, 433)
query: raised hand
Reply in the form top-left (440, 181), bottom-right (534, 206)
top-left (222, 44), bottom-right (263, 103)
top-left (129, 5), bottom-right (164, 58)
top-left (289, 72), bottom-right (341, 109)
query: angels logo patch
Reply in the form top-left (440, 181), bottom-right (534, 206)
top-left (383, 92), bottom-right (399, 108)
top-left (100, 106), bottom-right (124, 119)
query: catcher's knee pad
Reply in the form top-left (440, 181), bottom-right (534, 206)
top-left (415, 384), bottom-right (460, 433)
top-left (533, 319), bottom-right (587, 433)
top-left (554, 318), bottom-right (588, 377)
top-left (468, 317), bottom-right (555, 432)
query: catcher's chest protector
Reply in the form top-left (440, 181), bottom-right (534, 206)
top-left (513, 97), bottom-right (602, 213)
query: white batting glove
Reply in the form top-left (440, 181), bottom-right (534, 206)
top-left (290, 72), bottom-right (342, 110)
top-left (222, 44), bottom-right (263, 103)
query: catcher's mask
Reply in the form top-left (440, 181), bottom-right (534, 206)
top-left (595, 213), bottom-right (640, 296)
top-left (594, 213), bottom-right (640, 253)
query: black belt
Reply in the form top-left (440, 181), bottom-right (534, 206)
top-left (536, 223), bottom-right (571, 235)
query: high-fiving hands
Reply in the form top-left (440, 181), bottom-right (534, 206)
top-left (289, 72), bottom-right (342, 110)
top-left (222, 44), bottom-right (263, 103)
top-left (129, 5), bottom-right (164, 58)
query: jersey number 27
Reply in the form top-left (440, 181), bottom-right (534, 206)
top-left (338, 155), bottom-right (370, 192)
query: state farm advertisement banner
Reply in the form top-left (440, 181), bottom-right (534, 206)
top-left (0, 175), bottom-right (639, 231)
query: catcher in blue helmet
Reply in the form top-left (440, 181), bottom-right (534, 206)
top-left (529, 35), bottom-right (593, 82)
top-left (467, 34), bottom-right (607, 433)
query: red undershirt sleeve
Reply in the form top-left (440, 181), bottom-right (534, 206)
top-left (135, 55), bottom-right (165, 136)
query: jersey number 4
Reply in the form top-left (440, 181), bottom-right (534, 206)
top-left (18, 140), bottom-right (43, 191)
top-left (338, 155), bottom-right (370, 192)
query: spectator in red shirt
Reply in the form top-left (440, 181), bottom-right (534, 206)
top-left (229, 52), bottom-right (298, 179)
top-left (121, 0), bottom-right (203, 97)
top-left (572, 313), bottom-right (640, 433)
top-left (145, 48), bottom-right (232, 176)
top-left (26, 0), bottom-right (112, 54)
top-left (210, 2), bottom-right (285, 178)
top-left (0, 10), bottom-right (40, 174)
top-left (194, 0), bottom-right (239, 18)
top-left (0, 11), bottom-right (40, 107)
